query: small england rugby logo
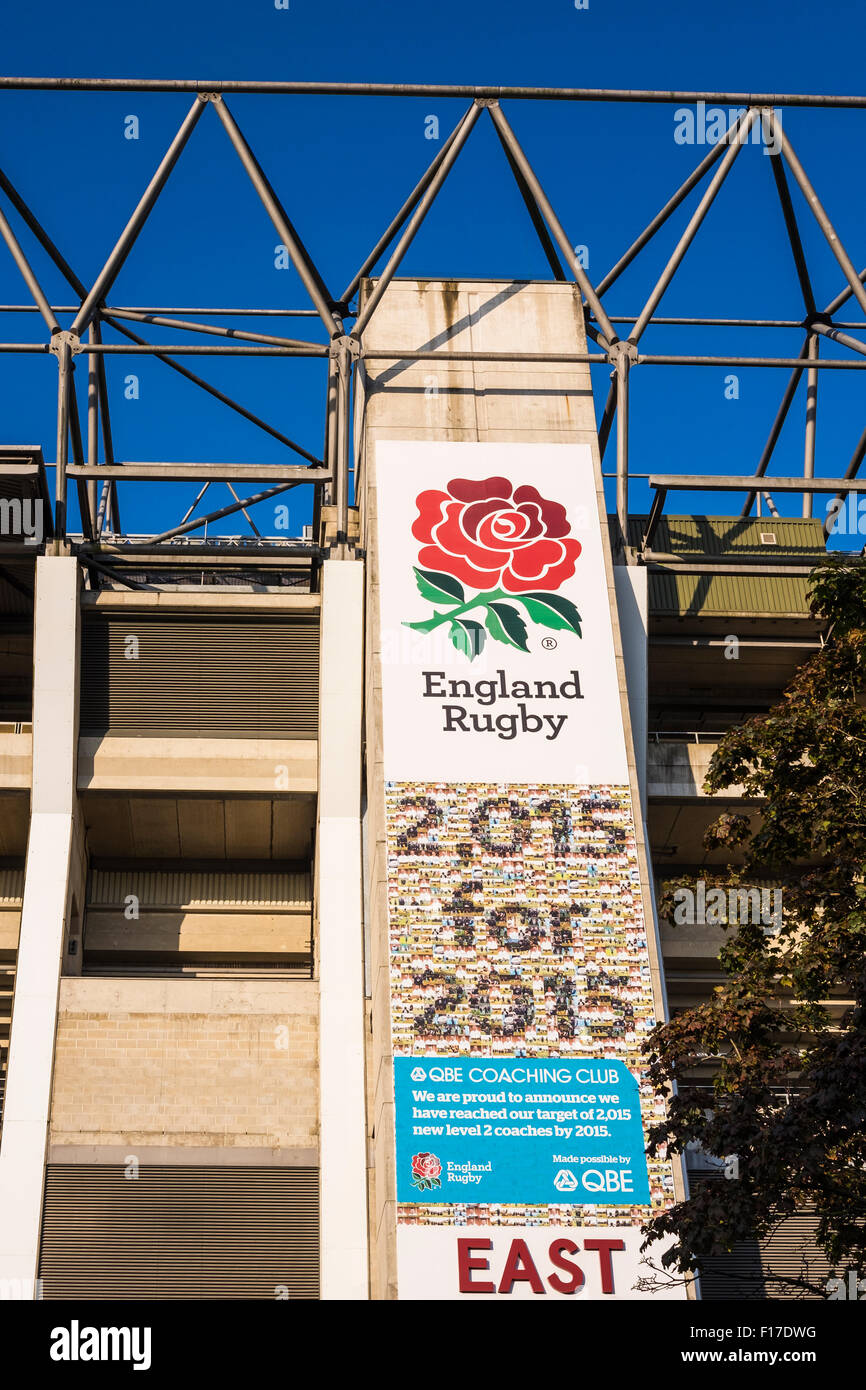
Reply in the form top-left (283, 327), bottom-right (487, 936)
top-left (410, 1152), bottom-right (443, 1192)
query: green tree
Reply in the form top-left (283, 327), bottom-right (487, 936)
top-left (643, 559), bottom-right (866, 1295)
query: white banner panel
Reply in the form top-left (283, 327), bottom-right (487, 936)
top-left (372, 441), bottom-right (683, 1300)
top-left (376, 442), bottom-right (628, 785)
top-left (396, 1226), bottom-right (683, 1300)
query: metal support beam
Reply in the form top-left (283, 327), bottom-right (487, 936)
top-left (0, 165), bottom-right (87, 297)
top-left (144, 480), bottom-right (301, 545)
top-left (0, 204), bottom-right (60, 333)
top-left (642, 485), bottom-right (669, 551)
top-left (93, 320), bottom-right (119, 538)
top-left (1, 79), bottom-right (863, 108)
top-left (86, 322), bottom-right (99, 521)
top-left (66, 463), bottom-right (331, 482)
top-left (803, 334), bottom-right (819, 518)
top-left (53, 337), bottom-right (71, 544)
top-left (651, 473), bottom-right (866, 493)
top-left (103, 314), bottom-right (325, 465)
top-left (825, 267), bottom-right (866, 318)
top-left (765, 111), bottom-right (866, 320)
top-left (766, 128), bottom-right (817, 319)
top-left (104, 306), bottom-right (323, 350)
top-left (78, 555), bottom-right (147, 590)
top-left (810, 318), bottom-right (866, 359)
top-left (491, 121), bottom-right (566, 280)
top-left (615, 351), bottom-right (630, 551)
top-left (226, 482), bottom-right (262, 537)
top-left (597, 376), bottom-right (617, 462)
top-left (67, 371), bottom-right (93, 541)
top-left (334, 341), bottom-right (352, 556)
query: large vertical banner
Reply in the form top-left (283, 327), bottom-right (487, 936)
top-left (374, 440), bottom-right (683, 1299)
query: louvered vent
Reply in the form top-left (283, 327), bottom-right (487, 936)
top-left (82, 867), bottom-right (313, 976)
top-left (689, 1172), bottom-right (838, 1299)
top-left (80, 614), bottom-right (319, 737)
top-left (0, 962), bottom-right (14, 1135)
top-left (39, 1165), bottom-right (319, 1299)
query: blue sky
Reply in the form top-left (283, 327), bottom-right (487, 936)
top-left (1, 0), bottom-right (864, 541)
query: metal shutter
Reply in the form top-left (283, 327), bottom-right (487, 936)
top-left (39, 1165), bottom-right (319, 1299)
top-left (80, 615), bottom-right (319, 737)
top-left (0, 961), bottom-right (13, 1133)
top-left (689, 1172), bottom-right (836, 1299)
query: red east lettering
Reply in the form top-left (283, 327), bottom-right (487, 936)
top-left (547, 1238), bottom-right (585, 1295)
top-left (498, 1238), bottom-right (545, 1295)
top-left (583, 1237), bottom-right (626, 1294)
top-left (457, 1238), bottom-right (495, 1294)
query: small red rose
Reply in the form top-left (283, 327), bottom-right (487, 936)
top-left (411, 475), bottom-right (581, 594)
top-left (412, 1152), bottom-right (442, 1181)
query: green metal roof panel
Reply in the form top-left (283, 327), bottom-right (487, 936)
top-left (627, 515), bottom-right (828, 558)
top-left (649, 570), bottom-right (814, 617)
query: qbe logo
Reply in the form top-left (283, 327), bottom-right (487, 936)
top-left (553, 1169), bottom-right (580, 1193)
top-left (410, 1066), bottom-right (427, 1081)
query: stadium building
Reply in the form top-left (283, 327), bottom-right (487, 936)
top-left (0, 80), bottom-right (862, 1301)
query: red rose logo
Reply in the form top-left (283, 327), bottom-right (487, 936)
top-left (410, 1151), bottom-right (443, 1191)
top-left (405, 476), bottom-right (583, 662)
top-left (412, 476), bottom-right (581, 594)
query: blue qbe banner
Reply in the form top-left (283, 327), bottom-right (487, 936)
top-left (394, 1056), bottom-right (650, 1205)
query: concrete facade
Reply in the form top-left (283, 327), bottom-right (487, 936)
top-left (0, 557), bottom-right (81, 1296)
top-left (49, 978), bottom-right (318, 1152)
top-left (316, 560), bottom-right (369, 1299)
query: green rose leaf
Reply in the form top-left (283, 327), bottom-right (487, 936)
top-left (413, 567), bottom-right (465, 605)
top-left (449, 618), bottom-right (486, 661)
top-left (485, 601), bottom-right (529, 651)
top-left (517, 591), bottom-right (582, 636)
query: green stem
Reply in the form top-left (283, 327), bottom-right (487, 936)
top-left (405, 588), bottom-right (506, 633)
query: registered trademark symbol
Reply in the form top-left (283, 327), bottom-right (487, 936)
top-left (541, 637), bottom-right (557, 650)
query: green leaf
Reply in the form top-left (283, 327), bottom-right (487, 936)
top-left (517, 591), bottom-right (582, 636)
top-left (449, 618), bottom-right (486, 661)
top-left (413, 567), bottom-right (465, 605)
top-left (485, 601), bottom-right (529, 651)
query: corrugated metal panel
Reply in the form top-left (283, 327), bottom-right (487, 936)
top-left (0, 962), bottom-right (16, 1135)
top-left (80, 615), bottom-right (319, 737)
top-left (88, 869), bottom-right (311, 909)
top-left (84, 962), bottom-right (312, 978)
top-left (628, 515), bottom-right (828, 557)
top-left (650, 571), bottom-right (813, 617)
top-left (689, 1172), bottom-right (836, 1299)
top-left (0, 869), bottom-right (24, 905)
top-left (39, 1165), bottom-right (319, 1300)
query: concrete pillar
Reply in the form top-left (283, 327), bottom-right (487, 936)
top-left (614, 566), bottom-right (649, 815)
top-left (0, 556), bottom-right (79, 1298)
top-left (316, 559), bottom-right (369, 1299)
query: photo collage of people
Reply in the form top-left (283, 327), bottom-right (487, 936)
top-left (385, 781), bottom-right (675, 1227)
